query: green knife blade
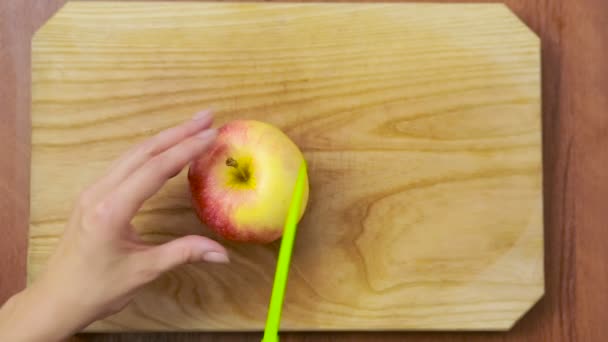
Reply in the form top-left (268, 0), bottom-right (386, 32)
top-left (262, 160), bottom-right (308, 342)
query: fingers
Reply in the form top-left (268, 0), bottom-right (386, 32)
top-left (142, 235), bottom-right (229, 274)
top-left (91, 110), bottom-right (214, 199)
top-left (107, 128), bottom-right (218, 223)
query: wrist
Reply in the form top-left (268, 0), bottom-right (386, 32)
top-left (0, 283), bottom-right (81, 342)
top-left (0, 287), bottom-right (55, 342)
top-left (34, 275), bottom-right (96, 341)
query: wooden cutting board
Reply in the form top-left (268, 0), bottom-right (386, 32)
top-left (28, 2), bottom-right (543, 332)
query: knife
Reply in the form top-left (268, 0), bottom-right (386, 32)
top-left (262, 160), bottom-right (308, 342)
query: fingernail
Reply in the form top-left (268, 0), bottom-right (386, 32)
top-left (196, 128), bottom-right (218, 140)
top-left (202, 251), bottom-right (230, 263)
top-left (192, 110), bottom-right (212, 121)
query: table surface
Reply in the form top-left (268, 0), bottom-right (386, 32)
top-left (1, 0), bottom-right (607, 341)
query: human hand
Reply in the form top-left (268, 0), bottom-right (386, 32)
top-left (0, 110), bottom-right (229, 342)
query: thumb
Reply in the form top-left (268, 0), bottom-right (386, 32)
top-left (145, 235), bottom-right (229, 273)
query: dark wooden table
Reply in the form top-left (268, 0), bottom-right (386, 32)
top-left (2, 1), bottom-right (607, 341)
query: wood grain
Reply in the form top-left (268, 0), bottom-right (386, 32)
top-left (1, 0), bottom-right (607, 341)
top-left (28, 2), bottom-right (543, 332)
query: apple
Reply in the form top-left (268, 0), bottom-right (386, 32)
top-left (188, 120), bottom-right (309, 243)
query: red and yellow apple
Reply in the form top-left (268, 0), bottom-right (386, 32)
top-left (188, 120), bottom-right (309, 243)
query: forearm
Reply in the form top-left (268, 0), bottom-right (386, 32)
top-left (0, 284), bottom-right (80, 342)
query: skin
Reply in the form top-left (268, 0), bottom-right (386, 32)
top-left (0, 110), bottom-right (229, 342)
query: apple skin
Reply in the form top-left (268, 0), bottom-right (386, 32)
top-left (188, 120), bottom-right (309, 244)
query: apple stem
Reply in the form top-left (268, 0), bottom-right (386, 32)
top-left (226, 157), bottom-right (248, 181)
